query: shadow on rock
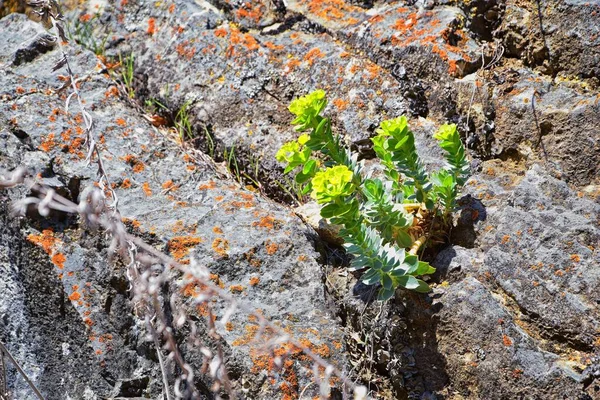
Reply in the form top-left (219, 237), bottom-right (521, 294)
top-left (451, 194), bottom-right (487, 249)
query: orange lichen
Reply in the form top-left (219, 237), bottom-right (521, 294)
top-left (244, 249), bottom-right (262, 268)
top-left (162, 180), bottom-right (178, 191)
top-left (28, 230), bottom-right (58, 254)
top-left (285, 58), bottom-right (302, 73)
top-left (121, 154), bottom-right (145, 173)
top-left (51, 253), bottom-right (66, 269)
top-left (305, 0), bottom-right (362, 24)
top-left (214, 27), bottom-right (228, 37)
top-left (252, 215), bottom-right (278, 230)
top-left (502, 335), bottom-right (513, 346)
top-left (168, 3), bottom-right (175, 13)
top-left (512, 368), bottom-right (523, 379)
top-left (69, 291), bottom-right (81, 301)
top-left (175, 40), bottom-right (197, 60)
top-left (225, 27), bottom-right (260, 57)
top-left (115, 118), bottom-right (127, 126)
top-left (225, 322), bottom-right (235, 331)
top-left (249, 277), bottom-right (260, 286)
top-left (229, 285), bottom-right (244, 293)
top-left (393, 13), bottom-right (418, 33)
top-left (210, 273), bottom-right (225, 288)
top-left (27, 229), bottom-right (65, 270)
top-left (265, 240), bottom-right (279, 255)
top-left (366, 63), bottom-right (380, 79)
top-left (121, 217), bottom-right (141, 229)
top-left (147, 17), bottom-right (157, 35)
top-left (198, 180), bottom-right (217, 190)
top-left (120, 178), bottom-right (132, 189)
top-left (142, 182), bottom-right (152, 196)
top-left (213, 226), bottom-right (223, 234)
top-left (570, 254), bottom-right (581, 263)
top-left (212, 237), bottom-right (230, 257)
top-left (299, 338), bottom-right (331, 358)
top-left (304, 48), bottom-right (325, 65)
top-left (167, 236), bottom-right (203, 264)
top-left (236, 2), bottom-right (264, 23)
top-left (501, 235), bottom-right (510, 244)
top-left (265, 41), bottom-right (284, 51)
top-left (333, 98), bottom-right (349, 110)
top-left (39, 133), bottom-right (57, 152)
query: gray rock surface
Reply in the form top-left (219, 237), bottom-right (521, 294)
top-left (0, 13), bottom-right (343, 400)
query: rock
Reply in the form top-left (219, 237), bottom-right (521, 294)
top-left (456, 67), bottom-right (600, 185)
top-left (466, 164), bottom-right (600, 350)
top-left (496, 1), bottom-right (600, 81)
top-left (0, 13), bottom-right (344, 399)
top-left (435, 275), bottom-right (589, 399)
top-left (294, 202), bottom-right (344, 246)
top-left (2, 0), bottom-right (600, 397)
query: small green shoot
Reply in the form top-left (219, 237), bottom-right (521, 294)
top-left (66, 13), bottom-right (110, 56)
top-left (119, 53), bottom-right (135, 98)
top-left (174, 100), bottom-right (194, 141)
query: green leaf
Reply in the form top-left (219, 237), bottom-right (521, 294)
top-left (396, 275), bottom-right (420, 290)
top-left (377, 287), bottom-right (396, 301)
top-left (404, 255), bottom-right (418, 273)
top-left (303, 159), bottom-right (317, 175)
top-left (381, 273), bottom-right (393, 290)
top-left (320, 203), bottom-right (341, 218)
top-left (413, 279), bottom-right (431, 293)
top-left (361, 268), bottom-right (380, 285)
top-left (410, 261), bottom-right (436, 276)
top-left (394, 230), bottom-right (413, 248)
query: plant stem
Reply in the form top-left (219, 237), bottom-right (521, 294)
top-left (408, 235), bottom-right (426, 256)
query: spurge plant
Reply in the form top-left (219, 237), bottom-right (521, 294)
top-left (276, 90), bottom-right (470, 300)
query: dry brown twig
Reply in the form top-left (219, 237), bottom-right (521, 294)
top-left (3, 1), bottom-right (370, 399)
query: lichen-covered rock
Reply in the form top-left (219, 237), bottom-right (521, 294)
top-left (0, 13), bottom-right (344, 399)
top-left (2, 0), bottom-right (600, 397)
top-left (456, 67), bottom-right (600, 185)
top-left (466, 164), bottom-right (600, 350)
top-left (496, 0), bottom-right (600, 81)
top-left (435, 274), bottom-right (589, 399)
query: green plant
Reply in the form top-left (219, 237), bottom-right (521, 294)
top-left (276, 90), bottom-right (470, 300)
top-left (66, 13), bottom-right (110, 56)
top-left (174, 100), bottom-right (194, 140)
top-left (119, 53), bottom-right (135, 98)
top-left (224, 145), bottom-right (242, 183)
top-left (202, 126), bottom-right (215, 159)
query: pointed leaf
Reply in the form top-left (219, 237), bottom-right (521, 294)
top-left (377, 287), bottom-right (396, 301)
top-left (381, 273), bottom-right (393, 290)
top-left (413, 279), bottom-right (431, 293)
top-left (394, 230), bottom-right (413, 248)
top-left (361, 268), bottom-right (380, 285)
top-left (396, 275), bottom-right (420, 290)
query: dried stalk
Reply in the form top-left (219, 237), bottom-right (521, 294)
top-left (0, 169), bottom-right (368, 399)
top-left (0, 340), bottom-right (45, 400)
top-left (9, 1), bottom-right (370, 397)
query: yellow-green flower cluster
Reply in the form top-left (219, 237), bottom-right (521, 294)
top-left (288, 89), bottom-right (327, 131)
top-left (311, 165), bottom-right (355, 203)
